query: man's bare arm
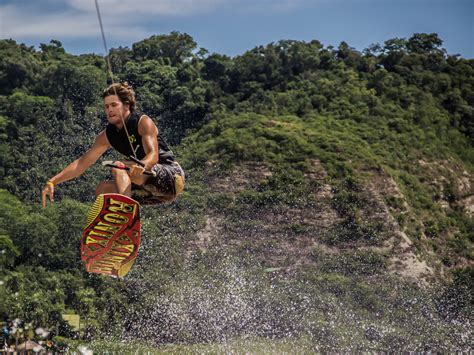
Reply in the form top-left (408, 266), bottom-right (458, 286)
top-left (137, 115), bottom-right (159, 170)
top-left (48, 131), bottom-right (110, 185)
top-left (42, 131), bottom-right (110, 207)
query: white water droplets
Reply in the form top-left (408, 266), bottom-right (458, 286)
top-left (35, 327), bottom-right (50, 338)
top-left (78, 345), bottom-right (93, 355)
top-left (33, 345), bottom-right (43, 353)
top-left (109, 202), bottom-right (473, 351)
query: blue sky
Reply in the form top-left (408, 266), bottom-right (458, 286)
top-left (1, 0), bottom-right (473, 58)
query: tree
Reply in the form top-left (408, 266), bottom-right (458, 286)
top-left (39, 40), bottom-right (66, 60)
top-left (0, 40), bottom-right (41, 95)
top-left (132, 32), bottom-right (197, 65)
top-left (108, 46), bottom-right (132, 74)
top-left (406, 33), bottom-right (444, 54)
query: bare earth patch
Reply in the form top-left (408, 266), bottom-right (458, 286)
top-left (187, 162), bottom-right (473, 285)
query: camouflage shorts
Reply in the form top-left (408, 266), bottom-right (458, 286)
top-left (131, 162), bottom-right (185, 205)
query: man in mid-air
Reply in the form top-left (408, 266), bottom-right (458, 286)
top-left (42, 82), bottom-right (185, 206)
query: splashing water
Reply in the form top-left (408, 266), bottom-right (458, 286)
top-left (35, 327), bottom-right (50, 338)
top-left (112, 250), bottom-right (472, 352)
top-left (78, 345), bottom-right (93, 355)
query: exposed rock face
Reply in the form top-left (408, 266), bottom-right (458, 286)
top-left (418, 159), bottom-right (474, 216)
top-left (189, 159), bottom-right (472, 285)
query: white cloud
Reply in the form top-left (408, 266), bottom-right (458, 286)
top-left (67, 0), bottom-right (314, 16)
top-left (68, 0), bottom-right (226, 16)
top-left (0, 0), bottom-right (315, 41)
top-left (0, 2), bottom-right (147, 40)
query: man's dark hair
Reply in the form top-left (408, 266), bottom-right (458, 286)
top-left (102, 82), bottom-right (136, 112)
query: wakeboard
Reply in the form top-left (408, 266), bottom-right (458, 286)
top-left (81, 193), bottom-right (141, 277)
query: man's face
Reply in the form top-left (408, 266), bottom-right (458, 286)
top-left (104, 95), bottom-right (129, 125)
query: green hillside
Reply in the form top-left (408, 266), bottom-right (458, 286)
top-left (0, 32), bottom-right (472, 351)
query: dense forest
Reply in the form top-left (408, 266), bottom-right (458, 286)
top-left (0, 32), bottom-right (472, 351)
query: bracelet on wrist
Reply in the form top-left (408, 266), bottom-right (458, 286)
top-left (47, 181), bottom-right (55, 188)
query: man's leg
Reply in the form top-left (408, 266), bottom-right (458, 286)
top-left (111, 162), bottom-right (132, 196)
top-left (95, 181), bottom-right (117, 196)
top-left (95, 161), bottom-right (132, 197)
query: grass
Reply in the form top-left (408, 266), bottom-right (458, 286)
top-left (65, 336), bottom-right (316, 354)
top-left (181, 111), bottom-right (472, 269)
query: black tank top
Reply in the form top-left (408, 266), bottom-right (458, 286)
top-left (105, 111), bottom-right (175, 164)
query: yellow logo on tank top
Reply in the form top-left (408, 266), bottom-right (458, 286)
top-left (128, 135), bottom-right (136, 143)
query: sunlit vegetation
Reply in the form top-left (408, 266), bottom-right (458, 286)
top-left (0, 32), bottom-right (472, 351)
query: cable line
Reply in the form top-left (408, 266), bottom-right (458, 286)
top-left (94, 0), bottom-right (137, 159)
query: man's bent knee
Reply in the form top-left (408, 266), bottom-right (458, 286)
top-left (111, 161), bottom-right (129, 177)
top-left (95, 181), bottom-right (117, 196)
